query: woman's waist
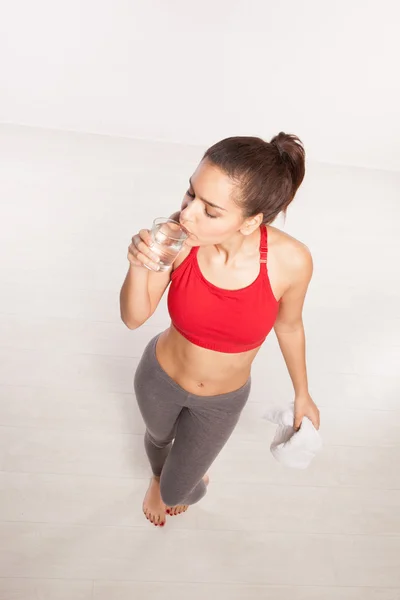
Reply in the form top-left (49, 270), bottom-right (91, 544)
top-left (155, 325), bottom-right (256, 396)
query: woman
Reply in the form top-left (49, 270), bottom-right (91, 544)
top-left (120, 133), bottom-right (320, 528)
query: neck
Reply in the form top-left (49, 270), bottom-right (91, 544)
top-left (214, 228), bottom-right (259, 266)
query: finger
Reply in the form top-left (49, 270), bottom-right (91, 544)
top-left (127, 244), bottom-right (159, 270)
top-left (127, 244), bottom-right (142, 263)
top-left (130, 232), bottom-right (151, 252)
top-left (293, 416), bottom-right (302, 431)
top-left (310, 408), bottom-right (320, 430)
top-left (127, 246), bottom-right (141, 266)
top-left (129, 241), bottom-right (143, 259)
top-left (130, 240), bottom-right (160, 265)
top-left (138, 229), bottom-right (153, 247)
top-left (136, 251), bottom-right (161, 272)
top-left (128, 242), bottom-right (139, 257)
top-left (136, 240), bottom-right (161, 264)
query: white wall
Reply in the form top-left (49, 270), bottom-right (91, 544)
top-left (1, 0), bottom-right (399, 171)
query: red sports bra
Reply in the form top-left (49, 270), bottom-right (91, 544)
top-left (167, 225), bottom-right (280, 353)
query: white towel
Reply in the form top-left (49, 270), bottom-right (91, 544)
top-left (264, 404), bottom-right (322, 469)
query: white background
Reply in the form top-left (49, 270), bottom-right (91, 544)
top-left (1, 0), bottom-right (400, 170)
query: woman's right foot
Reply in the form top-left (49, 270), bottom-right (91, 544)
top-left (166, 474), bottom-right (210, 516)
top-left (142, 477), bottom-right (166, 527)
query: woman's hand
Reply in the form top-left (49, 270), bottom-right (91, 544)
top-left (127, 229), bottom-right (161, 272)
top-left (294, 393), bottom-right (320, 431)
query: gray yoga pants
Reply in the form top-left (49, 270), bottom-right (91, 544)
top-left (134, 334), bottom-right (251, 507)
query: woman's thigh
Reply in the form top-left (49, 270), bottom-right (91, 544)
top-left (160, 380), bottom-right (251, 501)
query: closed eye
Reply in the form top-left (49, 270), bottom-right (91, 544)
top-left (185, 190), bottom-right (218, 219)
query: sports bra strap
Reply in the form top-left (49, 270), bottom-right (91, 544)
top-left (259, 225), bottom-right (268, 264)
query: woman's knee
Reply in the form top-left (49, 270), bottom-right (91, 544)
top-left (145, 429), bottom-right (173, 450)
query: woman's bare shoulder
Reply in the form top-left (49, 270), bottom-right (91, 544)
top-left (267, 225), bottom-right (312, 279)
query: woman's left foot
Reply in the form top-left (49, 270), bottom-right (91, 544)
top-left (166, 474), bottom-right (209, 516)
top-left (166, 504), bottom-right (189, 516)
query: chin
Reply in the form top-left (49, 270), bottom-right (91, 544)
top-left (185, 236), bottom-right (201, 248)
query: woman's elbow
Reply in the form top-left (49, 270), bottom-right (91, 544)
top-left (120, 314), bottom-right (143, 330)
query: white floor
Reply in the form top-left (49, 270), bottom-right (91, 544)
top-left (0, 124), bottom-right (399, 600)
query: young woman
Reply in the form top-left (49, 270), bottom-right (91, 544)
top-left (120, 133), bottom-right (320, 527)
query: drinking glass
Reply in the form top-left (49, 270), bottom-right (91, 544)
top-left (150, 217), bottom-right (189, 271)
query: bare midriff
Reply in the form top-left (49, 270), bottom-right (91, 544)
top-left (155, 324), bottom-right (260, 396)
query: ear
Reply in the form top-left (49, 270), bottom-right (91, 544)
top-left (239, 212), bottom-right (264, 236)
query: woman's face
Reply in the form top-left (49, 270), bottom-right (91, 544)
top-left (179, 160), bottom-right (248, 247)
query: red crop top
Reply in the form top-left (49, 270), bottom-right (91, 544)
top-left (167, 225), bottom-right (280, 353)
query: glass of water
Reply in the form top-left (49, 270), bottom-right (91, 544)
top-left (150, 217), bottom-right (189, 271)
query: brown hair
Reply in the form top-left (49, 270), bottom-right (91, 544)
top-left (203, 132), bottom-right (305, 224)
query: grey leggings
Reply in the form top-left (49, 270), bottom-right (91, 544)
top-left (134, 334), bottom-right (251, 507)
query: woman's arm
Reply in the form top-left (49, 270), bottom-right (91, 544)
top-left (120, 205), bottom-right (187, 329)
top-left (273, 244), bottom-right (320, 430)
top-left (120, 228), bottom-right (172, 329)
top-left (120, 264), bottom-right (171, 329)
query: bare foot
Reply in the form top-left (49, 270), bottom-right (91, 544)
top-left (143, 477), bottom-right (166, 527)
top-left (166, 474), bottom-right (210, 517)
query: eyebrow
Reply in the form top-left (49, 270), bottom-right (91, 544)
top-left (189, 178), bottom-right (227, 211)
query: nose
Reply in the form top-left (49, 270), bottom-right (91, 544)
top-left (180, 202), bottom-right (195, 224)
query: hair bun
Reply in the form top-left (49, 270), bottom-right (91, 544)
top-left (270, 132), bottom-right (305, 192)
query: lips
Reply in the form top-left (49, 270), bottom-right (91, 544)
top-left (180, 222), bottom-right (195, 238)
top-left (181, 226), bottom-right (199, 247)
